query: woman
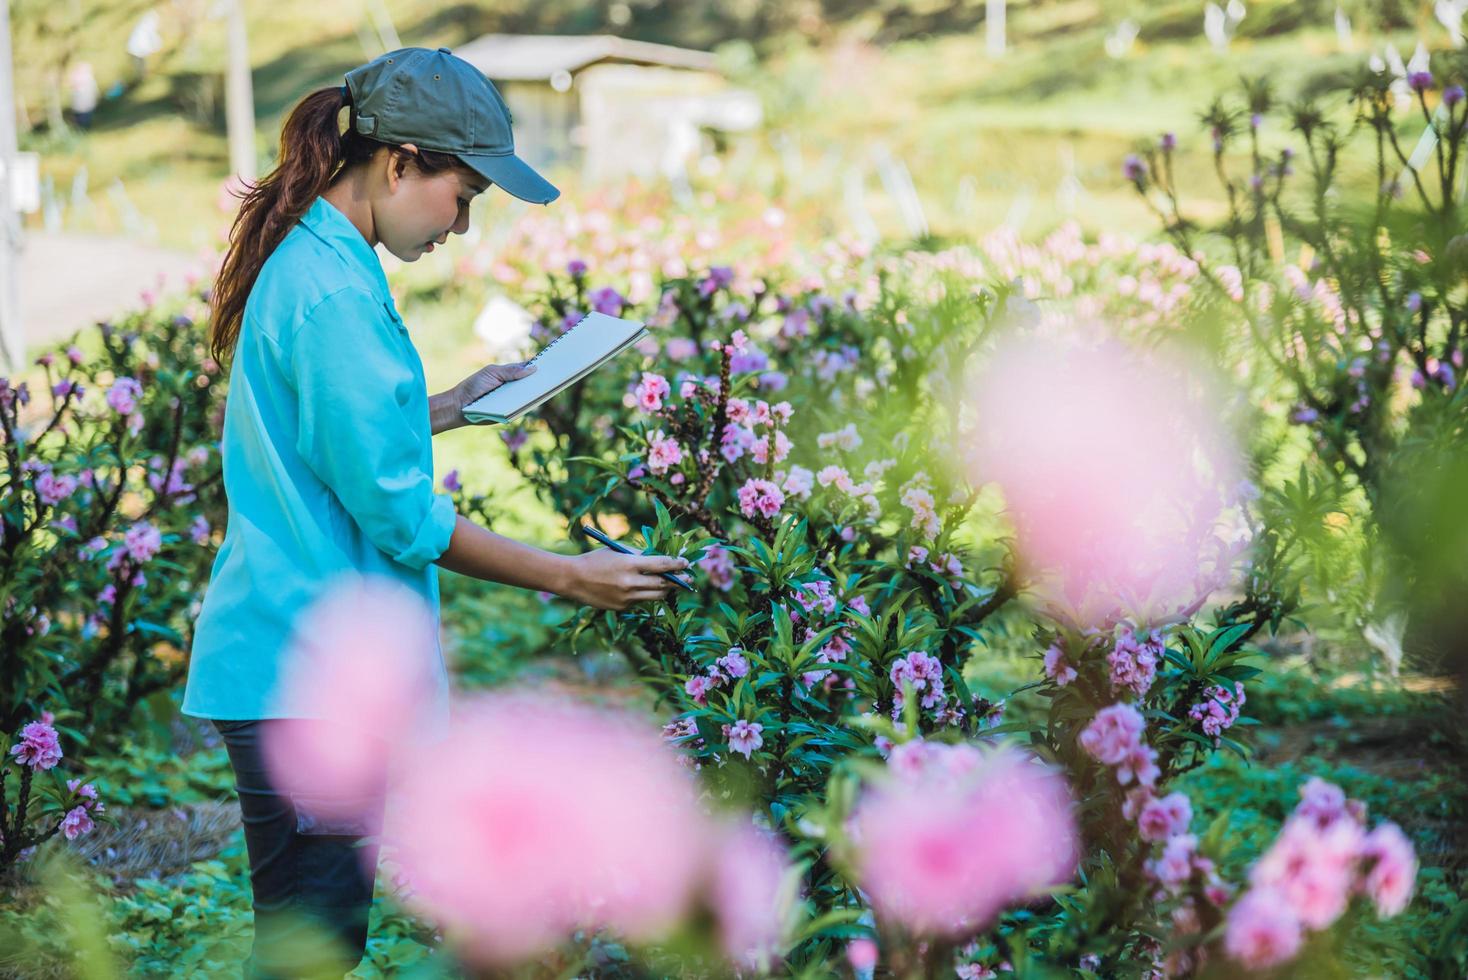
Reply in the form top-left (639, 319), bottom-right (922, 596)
top-left (183, 47), bottom-right (685, 977)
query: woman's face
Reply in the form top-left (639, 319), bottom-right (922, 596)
top-left (373, 146), bottom-right (490, 261)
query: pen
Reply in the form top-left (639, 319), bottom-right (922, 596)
top-left (579, 525), bottom-right (697, 592)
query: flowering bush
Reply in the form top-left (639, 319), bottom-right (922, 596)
top-left (0, 298), bottom-right (225, 747)
top-left (1, 712), bottom-right (104, 873)
top-left (414, 220), bottom-right (1430, 976)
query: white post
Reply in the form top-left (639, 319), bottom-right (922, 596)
top-left (225, 0), bottom-right (257, 181)
top-left (0, 0), bottom-right (23, 372)
top-left (986, 0), bottom-right (1007, 57)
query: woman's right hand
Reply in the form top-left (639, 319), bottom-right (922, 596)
top-left (561, 549), bottom-right (690, 611)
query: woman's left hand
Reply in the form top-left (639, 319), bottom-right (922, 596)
top-left (453, 361), bottom-right (535, 409)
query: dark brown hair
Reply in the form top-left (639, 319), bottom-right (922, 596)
top-left (209, 86), bottom-right (473, 363)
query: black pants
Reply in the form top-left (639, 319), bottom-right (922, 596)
top-left (214, 720), bottom-right (383, 979)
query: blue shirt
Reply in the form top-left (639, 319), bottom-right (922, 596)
top-left (183, 196), bottom-right (458, 720)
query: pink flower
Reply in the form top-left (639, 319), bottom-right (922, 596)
top-left (965, 331), bottom-right (1241, 626)
top-left (262, 579), bottom-right (445, 825)
top-left (35, 471), bottom-right (78, 506)
top-left (847, 938), bottom-right (879, 972)
top-left (889, 650), bottom-right (945, 714)
top-left (781, 465), bottom-right (814, 500)
top-left (698, 545), bottom-right (737, 591)
top-left (816, 464), bottom-right (849, 489)
top-left (1042, 644), bottom-right (1076, 686)
top-left (1293, 776), bottom-right (1350, 827)
top-left (721, 423), bottom-right (755, 463)
top-left (685, 674), bottom-right (714, 706)
top-left (1249, 816), bottom-right (1362, 929)
top-left (817, 423), bottom-right (862, 452)
top-left (9, 719), bottom-right (63, 770)
top-left (852, 744), bottom-right (1077, 937)
top-left (1225, 888), bottom-right (1303, 970)
top-left (1117, 743), bottom-right (1159, 788)
top-left (635, 372), bottom-right (671, 412)
top-left (716, 648), bottom-right (750, 678)
top-left (106, 377), bottom-right (143, 415)
top-left (726, 398), bottom-right (751, 424)
top-left (123, 521), bottom-right (162, 564)
top-left (646, 431), bottom-right (684, 475)
top-left (1360, 822), bottom-right (1417, 917)
top-left (1078, 703), bottom-right (1145, 767)
top-left (724, 720), bottom-right (764, 758)
top-left (1189, 682), bottom-right (1246, 741)
top-left (737, 479), bottom-right (784, 520)
top-left (387, 693), bottom-right (709, 964)
top-left (1146, 833), bottom-right (1197, 890)
top-left (1107, 628), bottom-right (1163, 698)
top-left (60, 805), bottom-right (94, 840)
top-left (1137, 792), bottom-right (1193, 843)
top-left (588, 286), bottom-right (626, 316)
top-left (189, 515), bottom-right (211, 545)
top-left (711, 821), bottom-right (794, 970)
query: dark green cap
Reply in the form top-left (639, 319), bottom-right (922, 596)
top-left (344, 46), bottom-right (559, 205)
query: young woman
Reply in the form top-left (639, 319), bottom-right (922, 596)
top-left (183, 47), bottom-right (685, 977)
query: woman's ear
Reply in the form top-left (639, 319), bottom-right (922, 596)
top-left (386, 143), bottom-right (420, 191)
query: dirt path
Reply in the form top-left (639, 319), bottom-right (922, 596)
top-left (18, 231), bottom-right (203, 353)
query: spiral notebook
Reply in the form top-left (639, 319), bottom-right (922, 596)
top-left (461, 311), bottom-right (647, 425)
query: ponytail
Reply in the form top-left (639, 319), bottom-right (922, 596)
top-left (210, 86), bottom-right (351, 363)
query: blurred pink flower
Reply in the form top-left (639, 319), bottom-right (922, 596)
top-left (1137, 792), bottom-right (1192, 843)
top-left (1361, 822), bottom-right (1417, 917)
top-left (387, 693), bottom-right (710, 964)
top-left (35, 471), bottom-right (78, 506)
top-left (711, 821), bottom-right (794, 969)
top-left (698, 544), bottom-right (737, 591)
top-left (852, 744), bottom-right (1077, 937)
top-left (122, 521), bottom-right (162, 564)
top-left (1225, 887), bottom-right (1303, 970)
top-left (262, 579), bottom-right (444, 823)
top-left (9, 718), bottom-right (62, 770)
top-left (106, 377), bottom-right (143, 415)
top-left (965, 329), bottom-right (1241, 626)
top-left (1107, 628), bottom-right (1163, 698)
top-left (1078, 703), bottom-right (1145, 767)
top-left (846, 937), bottom-right (879, 972)
top-left (1249, 816), bottom-right (1362, 929)
top-left (1042, 644), bottom-right (1076, 686)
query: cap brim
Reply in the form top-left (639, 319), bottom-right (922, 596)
top-left (460, 151), bottom-right (560, 205)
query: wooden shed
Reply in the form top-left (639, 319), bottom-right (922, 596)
top-left (452, 34), bottom-right (761, 182)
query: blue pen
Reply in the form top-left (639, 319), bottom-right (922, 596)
top-left (579, 524), bottom-right (696, 592)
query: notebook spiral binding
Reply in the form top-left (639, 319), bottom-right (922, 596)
top-left (528, 314), bottom-right (587, 365)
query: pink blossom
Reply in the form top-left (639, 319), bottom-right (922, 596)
top-left (123, 521), bottom-right (162, 563)
top-left (588, 286), bottom-right (626, 316)
top-left (190, 515), bottom-right (211, 545)
top-left (1360, 822), bottom-right (1417, 917)
top-left (1225, 888), bottom-right (1303, 970)
top-left (262, 579), bottom-right (444, 824)
top-left (35, 471), bottom-right (78, 506)
top-left (1042, 644), bottom-right (1076, 686)
top-left (1117, 743), bottom-right (1159, 788)
top-left (635, 372), bottom-right (671, 412)
top-left (1293, 776), bottom-right (1351, 828)
top-left (9, 719), bottom-right (63, 770)
top-left (889, 650), bottom-right (945, 714)
top-left (1107, 628), bottom-right (1163, 697)
top-left (815, 464), bottom-right (849, 489)
top-left (1078, 703), bottom-right (1145, 767)
top-left (716, 648), bottom-right (750, 678)
top-left (1189, 682), bottom-right (1246, 741)
top-left (847, 938), bottom-right (879, 972)
top-left (852, 744), bottom-right (1077, 937)
top-left (711, 821), bottom-right (794, 970)
top-left (965, 330), bottom-right (1241, 626)
top-left (1249, 815), bottom-right (1362, 929)
top-left (781, 465), bottom-right (814, 499)
top-left (737, 479), bottom-right (784, 520)
top-left (106, 377), bottom-right (143, 415)
top-left (817, 423), bottom-right (862, 452)
top-left (1137, 792), bottom-right (1192, 842)
top-left (1146, 833), bottom-right (1197, 890)
top-left (726, 398), bottom-right (751, 424)
top-left (685, 674), bottom-right (713, 706)
top-left (724, 720), bottom-right (764, 758)
top-left (388, 693), bottom-right (710, 964)
top-left (900, 485), bottom-right (941, 539)
top-left (646, 430), bottom-right (684, 475)
top-left (721, 423), bottom-right (755, 462)
top-left (698, 545), bottom-right (737, 591)
top-left (60, 805), bottom-right (94, 840)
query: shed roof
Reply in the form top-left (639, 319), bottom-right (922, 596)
top-left (453, 33), bottom-right (719, 81)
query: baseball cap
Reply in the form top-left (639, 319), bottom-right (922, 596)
top-left (344, 46), bottom-right (560, 205)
